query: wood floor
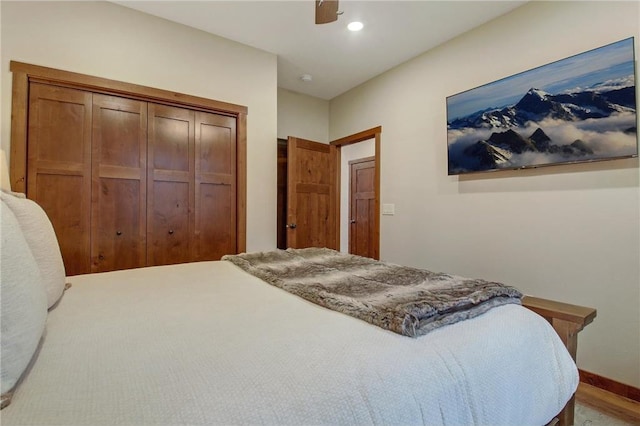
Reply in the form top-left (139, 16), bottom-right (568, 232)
top-left (576, 382), bottom-right (640, 424)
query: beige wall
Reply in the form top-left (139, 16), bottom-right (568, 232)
top-left (277, 88), bottom-right (329, 142)
top-left (0, 1), bottom-right (278, 252)
top-left (330, 1), bottom-right (640, 387)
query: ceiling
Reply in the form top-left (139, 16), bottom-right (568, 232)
top-left (114, 1), bottom-right (527, 100)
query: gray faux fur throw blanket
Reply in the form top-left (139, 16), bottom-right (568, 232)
top-left (222, 248), bottom-right (522, 337)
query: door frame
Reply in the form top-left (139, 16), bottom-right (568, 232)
top-left (330, 126), bottom-right (381, 260)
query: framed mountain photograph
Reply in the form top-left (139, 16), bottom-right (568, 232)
top-left (447, 37), bottom-right (637, 175)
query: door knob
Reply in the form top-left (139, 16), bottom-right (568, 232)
top-left (350, 220), bottom-right (356, 224)
top-left (287, 223), bottom-right (297, 229)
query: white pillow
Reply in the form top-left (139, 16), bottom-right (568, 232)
top-left (0, 199), bottom-right (48, 406)
top-left (1, 191), bottom-right (66, 308)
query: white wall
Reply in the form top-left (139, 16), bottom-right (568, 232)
top-left (0, 1), bottom-right (278, 252)
top-left (330, 1), bottom-right (640, 387)
top-left (277, 88), bottom-right (329, 142)
top-left (340, 140), bottom-right (375, 252)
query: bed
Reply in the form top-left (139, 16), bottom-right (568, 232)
top-left (0, 190), bottom-right (595, 426)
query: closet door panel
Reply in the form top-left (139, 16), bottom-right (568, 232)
top-left (97, 110), bottom-right (142, 168)
top-left (91, 94), bottom-right (147, 273)
top-left (152, 116), bottom-right (190, 172)
top-left (198, 184), bottom-right (233, 260)
top-left (149, 181), bottom-right (191, 265)
top-left (29, 87), bottom-right (87, 165)
top-left (94, 178), bottom-right (145, 272)
top-left (27, 83), bottom-right (92, 276)
top-left (36, 174), bottom-right (87, 275)
top-left (148, 104), bottom-right (194, 265)
top-left (199, 123), bottom-right (233, 175)
top-left (194, 112), bottom-right (237, 260)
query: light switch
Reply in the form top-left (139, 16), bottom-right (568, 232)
top-left (382, 203), bottom-right (395, 215)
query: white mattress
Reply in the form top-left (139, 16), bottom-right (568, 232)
top-left (2, 261), bottom-right (578, 425)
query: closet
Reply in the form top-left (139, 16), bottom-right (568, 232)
top-left (15, 63), bottom-right (245, 276)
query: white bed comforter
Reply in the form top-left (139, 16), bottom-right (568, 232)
top-left (2, 261), bottom-right (578, 426)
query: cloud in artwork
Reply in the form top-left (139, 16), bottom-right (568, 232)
top-left (523, 112), bottom-right (637, 156)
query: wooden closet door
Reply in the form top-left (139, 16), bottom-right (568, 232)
top-left (147, 104), bottom-right (194, 266)
top-left (91, 94), bottom-right (147, 272)
top-left (27, 83), bottom-right (92, 276)
top-left (194, 112), bottom-right (237, 260)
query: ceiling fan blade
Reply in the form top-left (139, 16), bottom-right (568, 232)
top-left (316, 0), bottom-right (339, 25)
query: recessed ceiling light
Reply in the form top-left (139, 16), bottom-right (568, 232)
top-left (347, 21), bottom-right (363, 32)
top-left (300, 74), bottom-right (313, 83)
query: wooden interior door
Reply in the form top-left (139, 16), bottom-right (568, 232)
top-left (27, 83), bottom-right (92, 276)
top-left (349, 157), bottom-right (376, 258)
top-left (286, 137), bottom-right (335, 249)
top-left (91, 94), bottom-right (147, 272)
top-left (147, 103), bottom-right (194, 266)
top-left (193, 111), bottom-right (237, 260)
